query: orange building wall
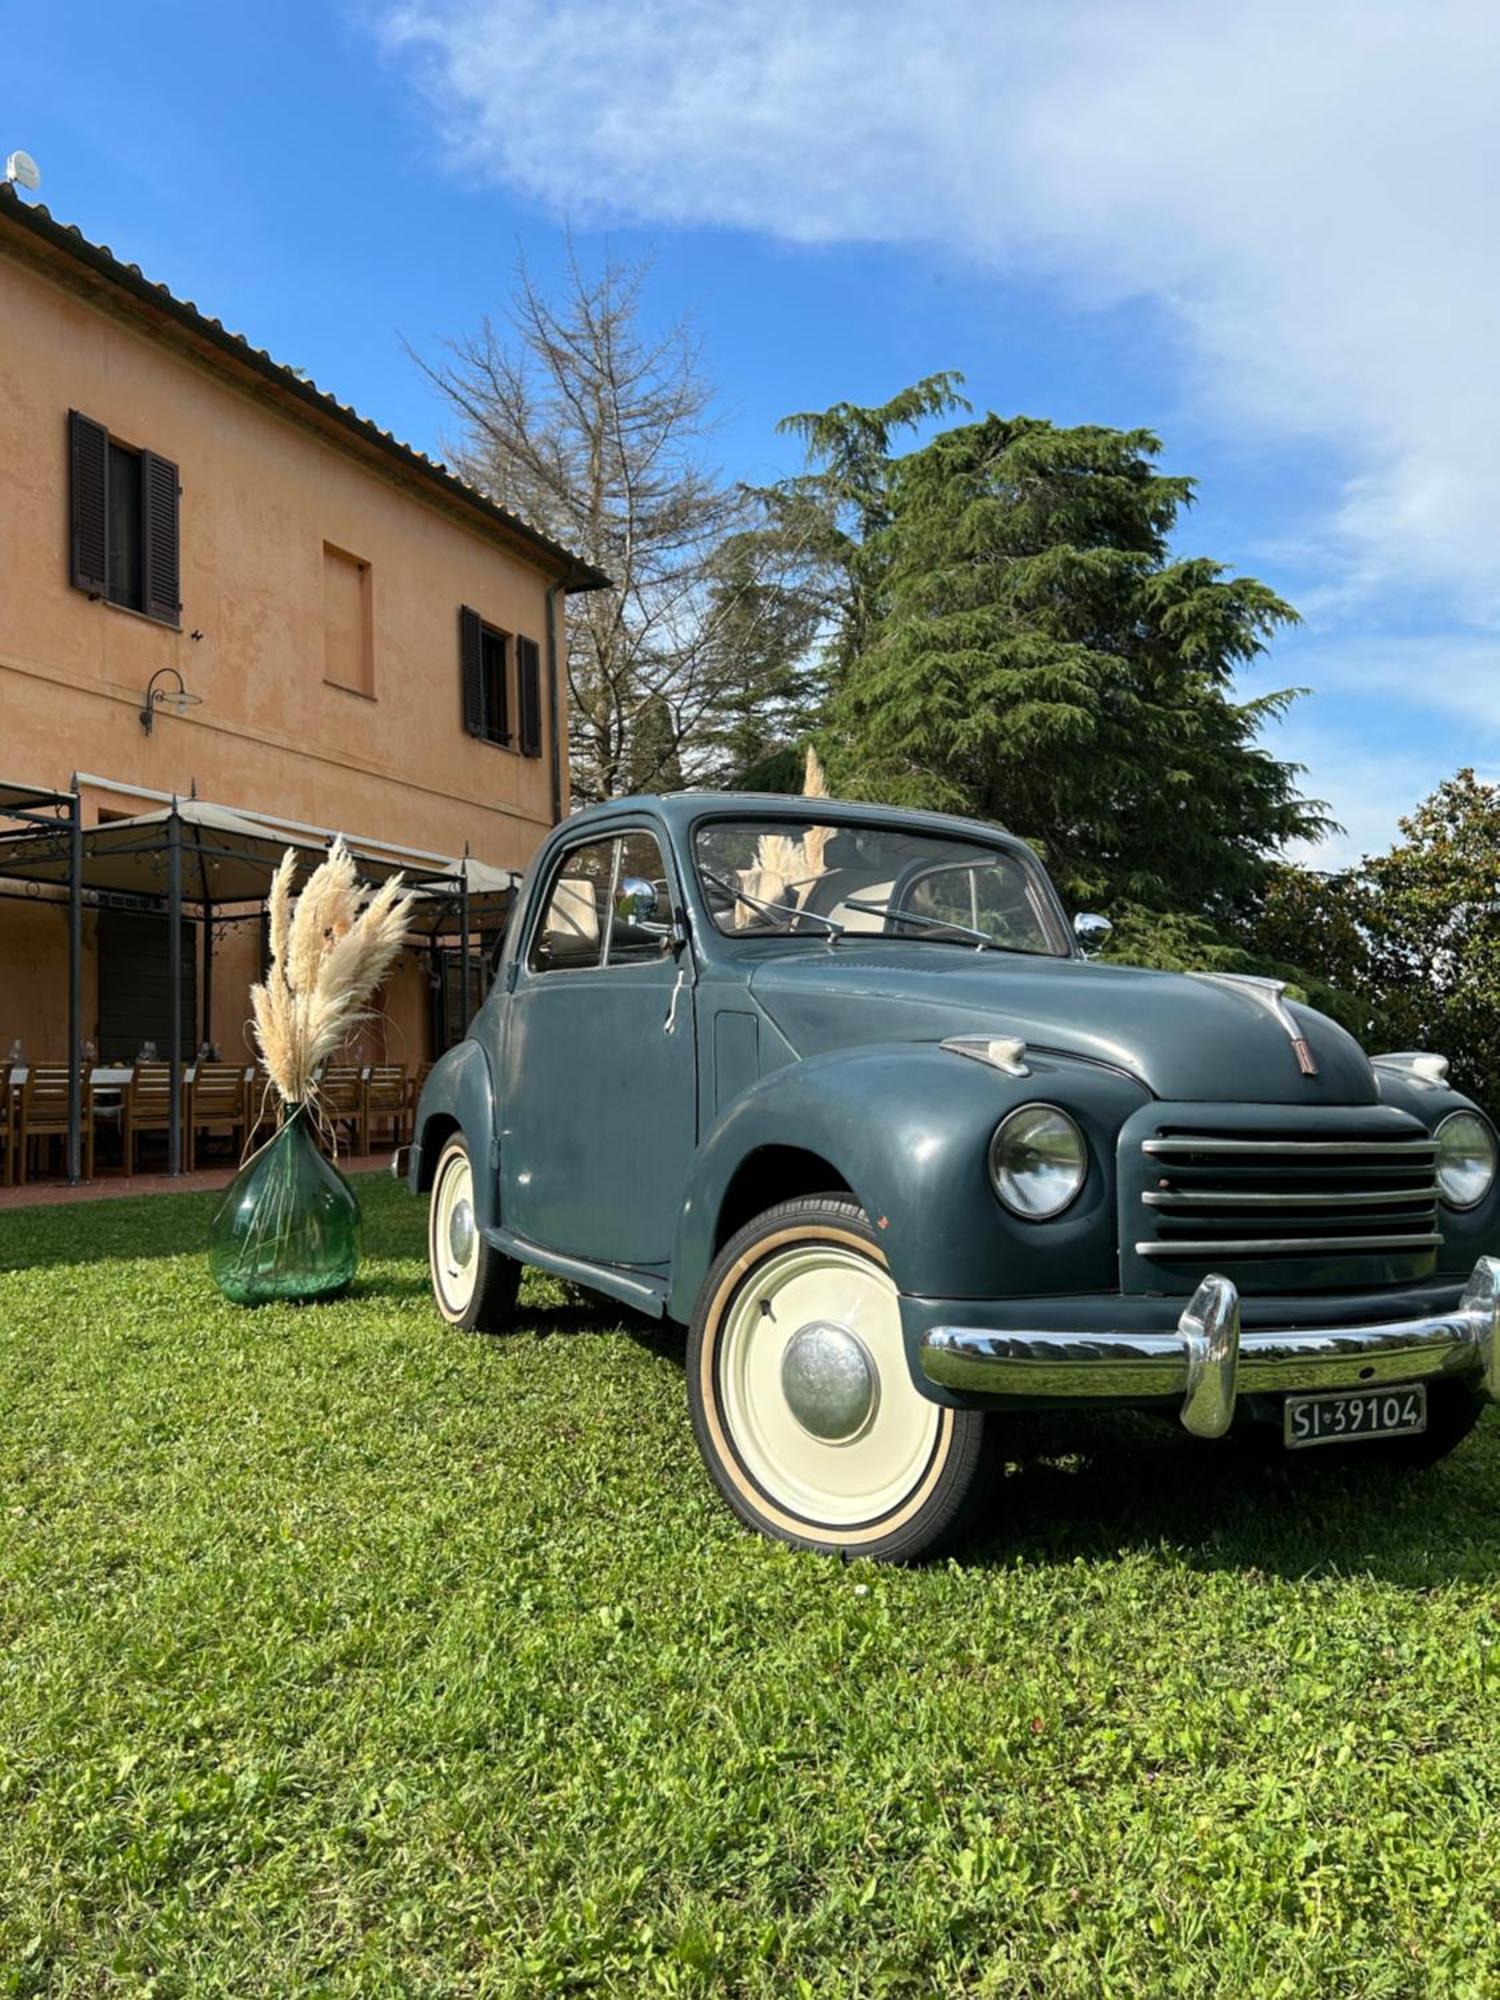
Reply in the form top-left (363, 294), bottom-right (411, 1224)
top-left (0, 233), bottom-right (572, 1066)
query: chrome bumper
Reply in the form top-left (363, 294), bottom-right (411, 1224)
top-left (919, 1257), bottom-right (1500, 1439)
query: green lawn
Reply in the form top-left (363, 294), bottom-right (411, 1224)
top-left (3, 1182), bottom-right (1500, 1996)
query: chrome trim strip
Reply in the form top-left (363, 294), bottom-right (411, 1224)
top-left (1187, 971), bottom-right (1320, 1079)
top-left (1143, 1136), bottom-right (1437, 1157)
top-left (918, 1257), bottom-right (1500, 1435)
top-left (1373, 1051), bottom-right (1450, 1086)
top-left (1142, 1187), bottom-right (1437, 1209)
top-left (1134, 1232), bottom-right (1443, 1257)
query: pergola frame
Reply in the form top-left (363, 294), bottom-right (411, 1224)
top-left (0, 788), bottom-right (516, 1179)
top-left (0, 780), bottom-right (84, 1182)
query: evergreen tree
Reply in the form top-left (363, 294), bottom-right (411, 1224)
top-left (623, 693), bottom-right (686, 795)
top-left (694, 529), bottom-right (828, 788)
top-left (764, 384), bottom-right (1330, 921)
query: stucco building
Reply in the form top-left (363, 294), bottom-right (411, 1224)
top-left (0, 184), bottom-right (602, 1072)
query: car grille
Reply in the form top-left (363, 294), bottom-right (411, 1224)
top-left (1133, 1127), bottom-right (1442, 1263)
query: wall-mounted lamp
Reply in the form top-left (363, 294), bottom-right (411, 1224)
top-left (140, 666), bottom-right (203, 736)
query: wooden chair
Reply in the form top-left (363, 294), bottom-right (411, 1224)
top-left (363, 1064), bottom-right (409, 1150)
top-left (17, 1066), bottom-right (95, 1183)
top-left (318, 1065), bottom-right (367, 1156)
top-left (187, 1064), bottom-right (247, 1171)
top-left (121, 1061), bottom-right (179, 1174)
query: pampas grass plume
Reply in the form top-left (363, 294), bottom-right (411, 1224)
top-left (250, 839), bottom-right (415, 1115)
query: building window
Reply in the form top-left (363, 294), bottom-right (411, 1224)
top-left (107, 442), bottom-right (144, 611)
top-left (480, 622), bottom-right (509, 743)
top-left (69, 410), bottom-right (181, 626)
top-left (459, 604), bottom-right (515, 747)
top-left (322, 543), bottom-right (374, 697)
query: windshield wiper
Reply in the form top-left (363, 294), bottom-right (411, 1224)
top-left (700, 868), bottom-right (845, 939)
top-left (838, 895), bottom-right (994, 950)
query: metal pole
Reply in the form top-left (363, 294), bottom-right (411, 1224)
top-left (545, 582), bottom-right (563, 824)
top-left (460, 851), bottom-right (472, 1031)
top-left (66, 782), bottom-right (83, 1183)
top-left (168, 803), bottom-right (183, 1175)
top-left (201, 904), bottom-right (213, 1053)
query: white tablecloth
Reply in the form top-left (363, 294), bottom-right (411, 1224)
top-left (8, 1064), bottom-right (260, 1088)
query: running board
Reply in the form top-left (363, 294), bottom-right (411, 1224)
top-left (483, 1226), bottom-right (670, 1318)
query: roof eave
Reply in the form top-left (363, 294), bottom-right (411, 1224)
top-left (0, 187), bottom-right (611, 594)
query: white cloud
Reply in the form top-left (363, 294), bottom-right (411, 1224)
top-left (1269, 727), bottom-right (1441, 869)
top-left (1269, 693), bottom-right (1500, 869)
top-left (1281, 635), bottom-right (1500, 735)
top-left (380, 0), bottom-right (1500, 625)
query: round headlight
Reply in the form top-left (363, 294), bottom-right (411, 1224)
top-left (989, 1104), bottom-right (1087, 1219)
top-left (1436, 1110), bottom-right (1497, 1210)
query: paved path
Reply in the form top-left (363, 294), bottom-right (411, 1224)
top-left (0, 1150), bottom-right (398, 1210)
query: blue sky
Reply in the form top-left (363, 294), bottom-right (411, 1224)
top-left (7, 0), bottom-right (1498, 864)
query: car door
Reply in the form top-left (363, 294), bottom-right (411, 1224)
top-left (498, 824), bottom-right (696, 1268)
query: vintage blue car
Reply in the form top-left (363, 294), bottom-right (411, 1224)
top-left (408, 793), bottom-right (1500, 1560)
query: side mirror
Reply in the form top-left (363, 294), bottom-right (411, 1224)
top-left (615, 877), bottom-right (660, 923)
top-left (1073, 912), bottom-right (1113, 955)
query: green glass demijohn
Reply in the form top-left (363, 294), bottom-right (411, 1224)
top-left (208, 1104), bottom-right (361, 1305)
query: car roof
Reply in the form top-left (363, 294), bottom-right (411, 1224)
top-left (560, 790), bottom-right (1031, 853)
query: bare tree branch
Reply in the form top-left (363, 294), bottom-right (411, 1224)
top-left (413, 244), bottom-right (819, 802)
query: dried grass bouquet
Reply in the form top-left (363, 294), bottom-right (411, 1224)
top-left (251, 838), bottom-right (414, 1120)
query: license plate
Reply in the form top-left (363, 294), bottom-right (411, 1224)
top-left (1283, 1382), bottom-right (1427, 1449)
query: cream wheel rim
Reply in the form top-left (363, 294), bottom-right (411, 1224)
top-left (717, 1241), bottom-right (943, 1528)
top-left (432, 1148), bottom-right (478, 1315)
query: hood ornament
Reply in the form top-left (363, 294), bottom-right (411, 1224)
top-left (1188, 972), bottom-right (1318, 1078)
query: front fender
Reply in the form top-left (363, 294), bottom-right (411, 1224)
top-left (1376, 1068), bottom-right (1500, 1275)
top-left (408, 1039), bottom-right (499, 1232)
top-left (668, 1045), bottom-right (1149, 1322)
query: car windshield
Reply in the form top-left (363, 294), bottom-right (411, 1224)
top-left (693, 817), bottom-right (1069, 956)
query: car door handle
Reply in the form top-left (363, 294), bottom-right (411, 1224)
top-left (664, 968), bottom-right (688, 1035)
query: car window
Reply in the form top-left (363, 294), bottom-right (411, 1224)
top-left (902, 860), bottom-right (1057, 956)
top-left (606, 830), bottom-right (674, 966)
top-left (693, 817), bottom-right (1068, 956)
top-left (529, 838), bottom-right (616, 971)
top-left (528, 830), bottom-right (674, 973)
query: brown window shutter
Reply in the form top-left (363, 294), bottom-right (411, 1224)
top-left (517, 635), bottom-right (542, 757)
top-left (69, 410), bottom-right (109, 596)
top-left (140, 450), bottom-right (181, 624)
top-left (460, 606), bottom-right (484, 734)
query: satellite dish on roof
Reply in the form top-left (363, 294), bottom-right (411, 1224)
top-left (5, 151), bottom-right (41, 193)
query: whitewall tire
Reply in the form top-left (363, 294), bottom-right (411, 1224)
top-left (687, 1195), bottom-right (994, 1560)
top-left (427, 1135), bottom-right (520, 1333)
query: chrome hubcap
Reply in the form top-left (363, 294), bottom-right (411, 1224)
top-left (780, 1320), bottom-right (878, 1443)
top-left (447, 1197), bottom-right (475, 1269)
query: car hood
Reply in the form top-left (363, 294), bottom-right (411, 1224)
top-left (747, 946), bottom-right (1378, 1105)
